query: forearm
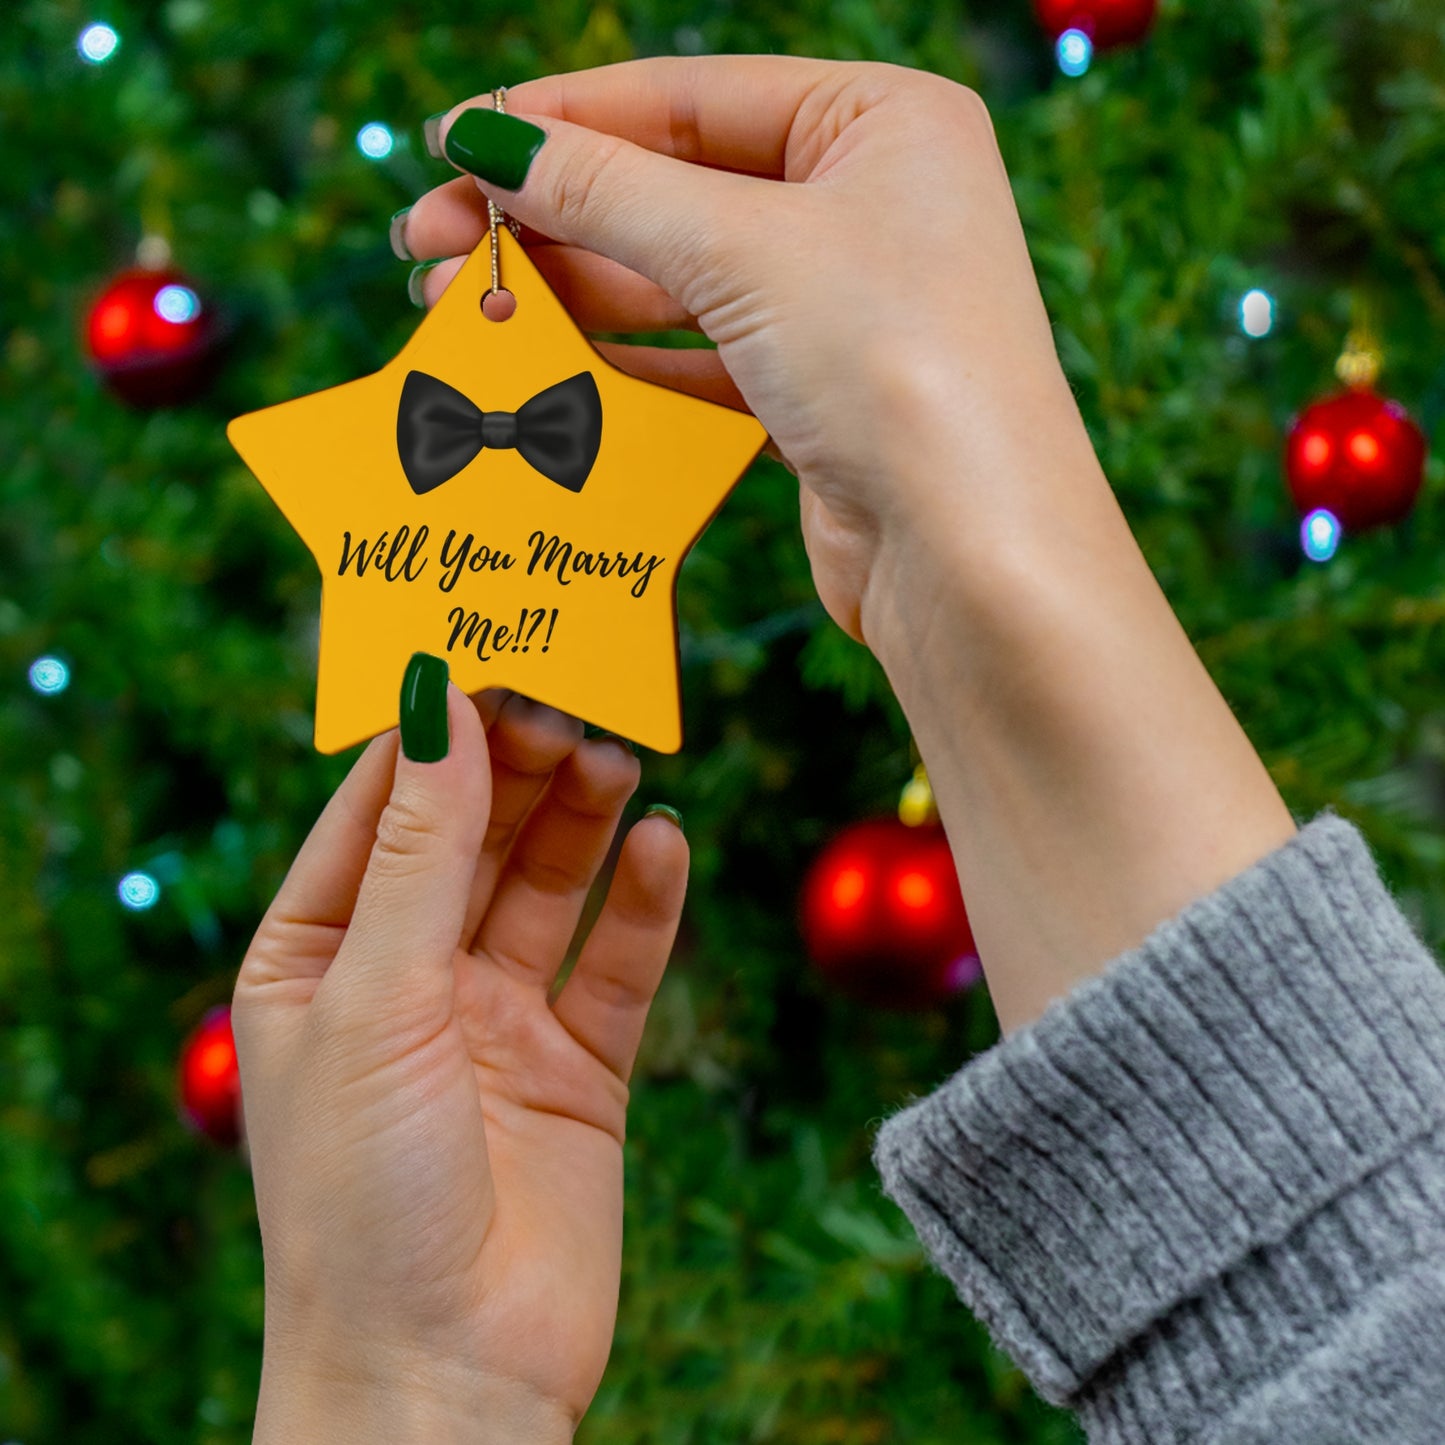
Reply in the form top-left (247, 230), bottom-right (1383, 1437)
top-left (860, 385), bottom-right (1297, 1035)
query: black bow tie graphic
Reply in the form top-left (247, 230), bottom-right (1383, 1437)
top-left (396, 370), bottom-right (603, 496)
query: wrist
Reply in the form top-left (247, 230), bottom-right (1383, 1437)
top-left (857, 355), bottom-right (1118, 681)
top-left (854, 377), bottom-right (1295, 1034)
top-left (254, 1346), bottom-right (575, 1445)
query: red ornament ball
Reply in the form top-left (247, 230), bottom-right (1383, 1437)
top-left (1285, 388), bottom-right (1427, 533)
top-left (85, 267), bottom-right (220, 407)
top-left (799, 817), bottom-right (980, 1011)
top-left (178, 1005), bottom-right (243, 1148)
top-left (1033, 0), bottom-right (1157, 49)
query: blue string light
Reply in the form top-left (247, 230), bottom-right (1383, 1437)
top-left (1301, 508), bottom-right (1341, 563)
top-left (154, 284), bottom-right (201, 324)
top-left (356, 122), bottom-right (395, 159)
top-left (1057, 29), bottom-right (1093, 77)
top-left (118, 871), bottom-right (161, 911)
top-left (28, 657), bottom-right (70, 695)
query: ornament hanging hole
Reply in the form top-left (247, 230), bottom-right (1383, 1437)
top-left (482, 288), bottom-right (516, 323)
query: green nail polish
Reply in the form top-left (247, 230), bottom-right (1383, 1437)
top-left (400, 652), bottom-right (450, 762)
top-left (644, 803), bottom-right (683, 833)
top-left (407, 259), bottom-right (442, 308)
top-left (597, 731), bottom-right (637, 755)
top-left (443, 106), bottom-right (546, 192)
top-left (423, 112), bottom-right (447, 160)
top-left (389, 206), bottom-right (413, 262)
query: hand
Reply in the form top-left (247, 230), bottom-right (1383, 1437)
top-left (233, 684), bottom-right (688, 1440)
top-left (400, 56), bottom-right (1094, 645)
top-left (401, 58), bottom-right (1296, 1041)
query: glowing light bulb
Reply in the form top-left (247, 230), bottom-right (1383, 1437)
top-left (118, 871), bottom-right (160, 910)
top-left (356, 122), bottom-right (395, 159)
top-left (153, 284), bottom-right (200, 324)
top-left (93, 299), bottom-right (134, 346)
top-left (1347, 430), bottom-right (1381, 466)
top-left (1300, 432), bottom-right (1331, 471)
top-left (78, 23), bottom-right (119, 64)
top-left (895, 871), bottom-right (936, 910)
top-left (1057, 29), bottom-right (1093, 77)
top-left (1240, 289), bottom-right (1275, 338)
top-left (830, 866), bottom-right (867, 911)
top-left (196, 1037), bottom-right (235, 1079)
top-left (1301, 508), bottom-right (1341, 563)
top-left (28, 657), bottom-right (70, 695)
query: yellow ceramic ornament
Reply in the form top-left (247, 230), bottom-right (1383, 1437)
top-left (226, 226), bottom-right (767, 753)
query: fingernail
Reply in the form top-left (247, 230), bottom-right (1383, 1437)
top-left (423, 112), bottom-right (447, 159)
top-left (407, 259), bottom-right (442, 308)
top-left (644, 803), bottom-right (683, 833)
top-left (400, 652), bottom-right (450, 762)
top-left (389, 206), bottom-right (413, 261)
top-left (443, 106), bottom-right (547, 191)
top-left (596, 731), bottom-right (637, 755)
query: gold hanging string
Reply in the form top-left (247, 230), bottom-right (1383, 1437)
top-left (136, 175), bottom-right (174, 269)
top-left (486, 87), bottom-right (523, 301)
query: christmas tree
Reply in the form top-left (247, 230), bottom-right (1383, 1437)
top-left (3, 1), bottom-right (1443, 1441)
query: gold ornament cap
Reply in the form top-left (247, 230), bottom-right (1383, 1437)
top-left (898, 764), bottom-right (938, 827)
top-left (1335, 330), bottom-right (1382, 390)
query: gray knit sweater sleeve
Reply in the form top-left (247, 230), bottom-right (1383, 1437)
top-left (870, 809), bottom-right (1445, 1442)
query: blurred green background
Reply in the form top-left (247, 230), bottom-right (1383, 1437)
top-left (4, 0), bottom-right (1445, 1440)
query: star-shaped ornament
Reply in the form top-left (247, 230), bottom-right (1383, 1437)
top-left (227, 227), bottom-right (767, 753)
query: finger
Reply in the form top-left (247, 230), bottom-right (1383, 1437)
top-left (396, 174), bottom-right (553, 256)
top-left (469, 686), bottom-right (514, 730)
top-left (471, 735), bottom-right (641, 992)
top-left (550, 811), bottom-right (689, 1083)
top-left (230, 732), bottom-right (398, 1086)
top-left (501, 55), bottom-right (858, 178)
top-left (591, 342), bottom-right (751, 411)
top-left (404, 212), bottom-right (702, 336)
top-left (460, 693), bottom-right (585, 948)
top-left (435, 99), bottom-right (770, 312)
top-left (400, 175), bottom-right (699, 331)
top-left (533, 247), bottom-right (699, 331)
top-left (412, 240), bottom-right (698, 334)
top-left (321, 677), bottom-right (492, 1035)
top-left (411, 253), bottom-right (466, 308)
top-left (236, 732), bottom-right (399, 992)
top-left (409, 255), bottom-right (747, 409)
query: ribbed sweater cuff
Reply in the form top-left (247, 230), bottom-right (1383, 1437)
top-left (870, 809), bottom-right (1445, 1411)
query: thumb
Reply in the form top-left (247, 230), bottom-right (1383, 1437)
top-left (321, 653), bottom-right (490, 1032)
top-left (437, 102), bottom-right (765, 318)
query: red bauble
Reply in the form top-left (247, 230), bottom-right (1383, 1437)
top-left (1285, 388), bottom-right (1427, 533)
top-left (178, 1005), bottom-right (243, 1148)
top-left (85, 267), bottom-right (220, 407)
top-left (1033, 0), bottom-right (1157, 48)
top-left (799, 818), bottom-right (980, 1011)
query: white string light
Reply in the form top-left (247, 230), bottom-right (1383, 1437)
top-left (356, 122), bottom-right (394, 159)
top-left (78, 23), bottom-right (120, 64)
